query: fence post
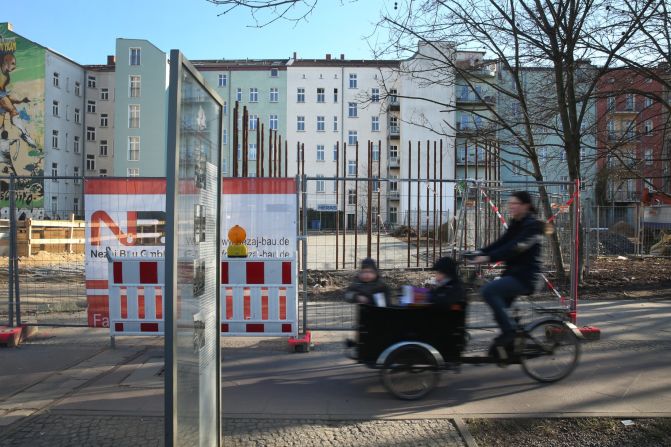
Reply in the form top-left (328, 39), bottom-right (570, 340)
top-left (9, 174), bottom-right (20, 326)
top-left (301, 174), bottom-right (308, 334)
top-left (7, 175), bottom-right (15, 327)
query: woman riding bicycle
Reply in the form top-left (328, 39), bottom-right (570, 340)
top-left (469, 191), bottom-right (545, 349)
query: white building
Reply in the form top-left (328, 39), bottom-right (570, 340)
top-left (43, 50), bottom-right (86, 219)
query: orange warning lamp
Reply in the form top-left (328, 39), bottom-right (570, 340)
top-left (227, 225), bottom-right (248, 258)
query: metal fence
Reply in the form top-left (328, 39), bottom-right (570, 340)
top-left (298, 177), bottom-right (581, 331)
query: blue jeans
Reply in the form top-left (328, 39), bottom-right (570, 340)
top-left (481, 276), bottom-right (529, 335)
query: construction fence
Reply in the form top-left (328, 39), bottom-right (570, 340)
top-left (5, 173), bottom-right (668, 332)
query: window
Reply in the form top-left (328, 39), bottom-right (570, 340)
top-left (390, 116), bottom-right (399, 133)
top-left (623, 119), bottom-right (635, 138)
top-left (270, 68), bottom-right (279, 77)
top-left (317, 88), bottom-right (325, 103)
top-left (51, 162), bottom-right (58, 178)
top-left (129, 47), bottom-right (141, 65)
top-left (317, 145), bottom-right (325, 161)
top-left (560, 176), bottom-right (569, 192)
top-left (607, 120), bottom-right (615, 139)
top-left (333, 116), bottom-right (338, 132)
top-left (99, 168), bottom-right (107, 177)
top-left (87, 75), bottom-right (96, 88)
top-left (128, 168), bottom-right (140, 177)
top-left (87, 100), bottom-right (96, 113)
top-left (269, 88), bottom-right (279, 102)
top-left (607, 96), bottom-right (615, 111)
top-left (74, 81), bottom-right (81, 96)
top-left (317, 116), bottom-right (325, 132)
top-left (644, 120), bottom-right (653, 135)
top-left (218, 73), bottom-right (227, 87)
top-left (333, 144), bottom-right (338, 161)
top-left (52, 101), bottom-right (59, 116)
top-left (644, 96), bottom-right (653, 108)
top-left (371, 116), bottom-right (380, 132)
top-left (371, 88), bottom-right (380, 102)
top-left (348, 102), bottom-right (357, 117)
top-left (348, 131), bottom-right (358, 145)
top-left (236, 88), bottom-right (242, 102)
top-left (73, 136), bottom-right (80, 153)
top-left (348, 160), bottom-right (357, 176)
top-left (389, 206), bottom-right (398, 224)
top-left (248, 143), bottom-right (257, 161)
top-left (100, 113), bottom-right (108, 127)
top-left (389, 176), bottom-right (398, 191)
top-left (333, 88), bottom-right (338, 103)
top-left (87, 127), bottom-right (96, 141)
top-left (223, 129), bottom-right (228, 145)
top-left (73, 197), bottom-right (80, 215)
top-left (53, 72), bottom-right (59, 87)
top-left (249, 114), bottom-right (258, 130)
top-left (349, 73), bottom-right (357, 88)
top-left (101, 88), bottom-right (109, 100)
top-left (372, 143), bottom-right (379, 161)
top-left (73, 167), bottom-right (80, 185)
top-left (373, 176), bottom-right (379, 192)
top-left (249, 88), bottom-right (258, 102)
top-left (316, 175), bottom-right (325, 193)
top-left (72, 108), bottom-right (80, 124)
top-left (645, 148), bottom-right (653, 165)
top-left (128, 136), bottom-right (140, 161)
top-left (100, 140), bottom-right (108, 156)
top-left (52, 130), bottom-right (59, 149)
top-left (297, 116), bottom-right (305, 131)
top-left (297, 88), bottom-right (305, 103)
top-left (389, 145), bottom-right (398, 160)
top-left (130, 75), bottom-right (141, 97)
top-left (129, 105), bottom-right (140, 128)
top-left (269, 114), bottom-right (278, 130)
top-left (348, 189), bottom-right (356, 204)
top-left (389, 89), bottom-right (398, 103)
top-left (625, 94), bottom-right (635, 111)
top-left (51, 196), bottom-right (57, 215)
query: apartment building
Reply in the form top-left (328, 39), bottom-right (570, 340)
top-left (596, 69), bottom-right (669, 202)
top-left (83, 58), bottom-right (115, 178)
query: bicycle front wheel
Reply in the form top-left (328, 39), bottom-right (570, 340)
top-left (520, 319), bottom-right (580, 383)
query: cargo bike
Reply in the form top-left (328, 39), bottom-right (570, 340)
top-left (349, 290), bottom-right (583, 400)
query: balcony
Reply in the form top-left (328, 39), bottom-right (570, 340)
top-left (609, 190), bottom-right (640, 202)
top-left (388, 157), bottom-right (400, 168)
top-left (456, 94), bottom-right (495, 105)
top-left (388, 99), bottom-right (400, 111)
top-left (388, 190), bottom-right (400, 200)
top-left (389, 126), bottom-right (400, 139)
top-left (456, 123), bottom-right (478, 135)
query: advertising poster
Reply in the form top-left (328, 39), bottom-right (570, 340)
top-left (0, 24), bottom-right (45, 213)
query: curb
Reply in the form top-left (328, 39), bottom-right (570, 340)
top-left (454, 417), bottom-right (479, 447)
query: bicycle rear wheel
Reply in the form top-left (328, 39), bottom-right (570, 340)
top-left (520, 319), bottom-right (580, 383)
top-left (380, 344), bottom-right (440, 400)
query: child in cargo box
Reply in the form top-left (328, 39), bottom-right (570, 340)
top-left (429, 257), bottom-right (467, 310)
top-left (345, 258), bottom-right (390, 307)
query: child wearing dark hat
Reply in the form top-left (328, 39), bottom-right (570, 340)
top-left (345, 258), bottom-right (391, 306)
top-left (429, 257), bottom-right (467, 309)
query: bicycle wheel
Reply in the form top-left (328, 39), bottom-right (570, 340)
top-left (380, 344), bottom-right (441, 400)
top-left (520, 319), bottom-right (580, 383)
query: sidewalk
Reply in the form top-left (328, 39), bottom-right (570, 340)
top-left (0, 299), bottom-right (670, 446)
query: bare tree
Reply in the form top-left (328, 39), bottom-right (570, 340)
top-left (206, 0), bottom-right (322, 26)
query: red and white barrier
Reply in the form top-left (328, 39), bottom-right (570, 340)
top-left (106, 255), bottom-right (297, 339)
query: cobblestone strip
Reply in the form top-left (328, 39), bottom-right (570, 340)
top-left (0, 415), bottom-right (467, 447)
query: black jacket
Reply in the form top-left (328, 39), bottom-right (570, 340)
top-left (480, 213), bottom-right (544, 292)
top-left (428, 278), bottom-right (467, 310)
top-left (345, 276), bottom-right (391, 306)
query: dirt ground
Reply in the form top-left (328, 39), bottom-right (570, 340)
top-left (466, 417), bottom-right (671, 447)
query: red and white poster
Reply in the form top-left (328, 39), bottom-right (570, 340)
top-left (84, 178), bottom-right (297, 328)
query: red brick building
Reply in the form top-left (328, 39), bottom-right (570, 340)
top-left (596, 69), bottom-right (669, 203)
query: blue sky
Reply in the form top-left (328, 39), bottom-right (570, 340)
top-left (6, 0), bottom-right (394, 64)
